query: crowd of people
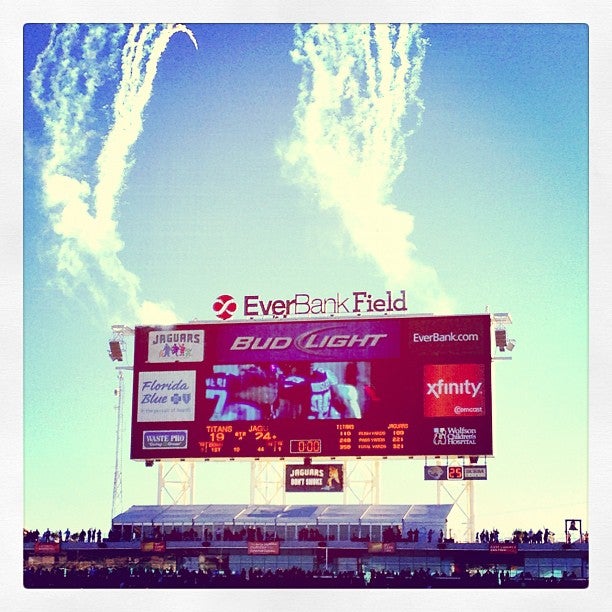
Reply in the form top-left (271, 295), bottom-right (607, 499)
top-left (381, 526), bottom-right (443, 544)
top-left (511, 528), bottom-right (553, 544)
top-left (25, 523), bottom-right (586, 546)
top-left (475, 528), bottom-right (500, 543)
top-left (22, 565), bottom-right (586, 589)
top-left (23, 528), bottom-right (104, 544)
top-left (297, 527), bottom-right (326, 542)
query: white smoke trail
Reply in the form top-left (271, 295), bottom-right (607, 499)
top-left (29, 24), bottom-right (198, 325)
top-left (280, 24), bottom-right (453, 313)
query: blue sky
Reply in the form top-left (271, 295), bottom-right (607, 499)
top-left (21, 18), bottom-right (591, 566)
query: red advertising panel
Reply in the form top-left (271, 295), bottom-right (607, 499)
top-left (34, 542), bottom-right (60, 554)
top-left (141, 541), bottom-right (166, 553)
top-left (489, 543), bottom-right (518, 554)
top-left (130, 314), bottom-right (492, 460)
top-left (423, 364), bottom-right (486, 418)
top-left (248, 541), bottom-right (280, 555)
top-left (368, 542), bottom-right (397, 553)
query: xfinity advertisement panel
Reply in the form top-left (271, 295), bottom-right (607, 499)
top-left (130, 315), bottom-right (493, 460)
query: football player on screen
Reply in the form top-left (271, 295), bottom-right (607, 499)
top-left (206, 365), bottom-right (279, 421)
top-left (277, 363), bottom-right (362, 420)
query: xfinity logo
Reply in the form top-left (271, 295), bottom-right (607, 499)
top-left (423, 364), bottom-right (486, 419)
top-left (426, 378), bottom-right (483, 399)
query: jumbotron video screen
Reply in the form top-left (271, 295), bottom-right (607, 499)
top-left (130, 315), bottom-right (493, 460)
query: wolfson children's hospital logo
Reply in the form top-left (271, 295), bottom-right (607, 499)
top-left (212, 290), bottom-right (407, 320)
top-left (433, 427), bottom-right (478, 446)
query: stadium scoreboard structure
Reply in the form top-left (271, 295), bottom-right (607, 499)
top-left (130, 314), bottom-right (493, 461)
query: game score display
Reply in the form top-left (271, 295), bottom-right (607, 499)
top-left (130, 314), bottom-right (493, 460)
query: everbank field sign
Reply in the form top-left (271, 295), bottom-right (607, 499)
top-left (212, 290), bottom-right (407, 320)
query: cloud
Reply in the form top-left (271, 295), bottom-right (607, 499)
top-left (280, 23), bottom-right (453, 314)
top-left (28, 24), bottom-right (197, 325)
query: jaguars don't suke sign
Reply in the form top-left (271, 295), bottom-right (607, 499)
top-left (285, 463), bottom-right (344, 492)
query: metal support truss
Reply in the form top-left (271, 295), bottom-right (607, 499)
top-left (250, 460), bottom-right (287, 505)
top-left (111, 368), bottom-right (125, 521)
top-left (109, 324), bottom-right (133, 522)
top-left (435, 458), bottom-right (475, 542)
top-left (342, 460), bottom-right (380, 504)
top-left (156, 461), bottom-right (195, 505)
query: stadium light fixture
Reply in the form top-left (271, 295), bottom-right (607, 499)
top-left (108, 341), bottom-right (123, 361)
top-left (494, 329), bottom-right (507, 351)
top-left (492, 313), bottom-right (512, 325)
top-left (492, 312), bottom-right (516, 353)
top-left (109, 324), bottom-right (134, 361)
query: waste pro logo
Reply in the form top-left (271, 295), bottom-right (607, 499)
top-left (213, 294), bottom-right (238, 320)
top-left (143, 430), bottom-right (188, 450)
top-left (424, 364), bottom-right (485, 418)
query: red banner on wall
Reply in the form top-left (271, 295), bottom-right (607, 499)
top-left (34, 542), bottom-right (60, 554)
top-left (247, 541), bottom-right (280, 555)
top-left (489, 543), bottom-right (518, 554)
top-left (368, 542), bottom-right (396, 553)
top-left (141, 541), bottom-right (166, 553)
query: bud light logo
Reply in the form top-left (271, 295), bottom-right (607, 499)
top-left (213, 294), bottom-right (237, 320)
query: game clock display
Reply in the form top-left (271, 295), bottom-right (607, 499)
top-left (289, 439), bottom-right (322, 454)
top-left (447, 466), bottom-right (464, 479)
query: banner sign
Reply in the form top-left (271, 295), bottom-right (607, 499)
top-left (131, 314), bottom-right (493, 460)
top-left (368, 542), bottom-right (396, 553)
top-left (34, 542), bottom-right (60, 554)
top-left (463, 465), bottom-right (488, 480)
top-left (489, 543), bottom-right (518, 554)
top-left (141, 541), bottom-right (166, 553)
top-left (285, 463), bottom-right (344, 492)
top-left (247, 541), bottom-right (280, 555)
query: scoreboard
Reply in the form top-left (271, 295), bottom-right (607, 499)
top-left (130, 314), bottom-right (493, 460)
